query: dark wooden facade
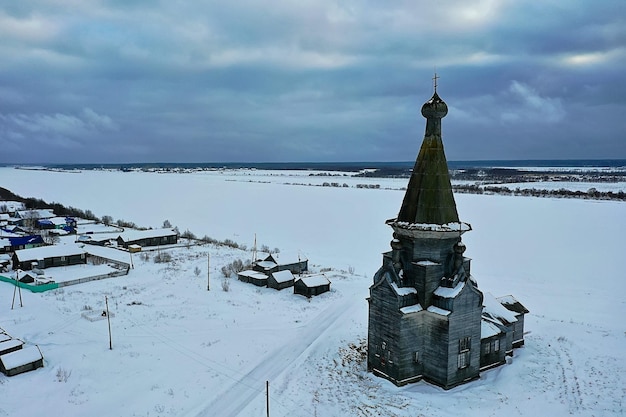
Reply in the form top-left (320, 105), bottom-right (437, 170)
top-left (116, 229), bottom-right (178, 249)
top-left (12, 246), bottom-right (87, 270)
top-left (294, 274), bottom-right (330, 298)
top-left (254, 252), bottom-right (308, 275)
top-left (268, 270), bottom-right (295, 290)
top-left (367, 87), bottom-right (528, 389)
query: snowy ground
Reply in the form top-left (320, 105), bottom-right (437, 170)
top-left (0, 167), bottom-right (624, 417)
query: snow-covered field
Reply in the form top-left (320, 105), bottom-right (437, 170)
top-left (0, 167), bottom-right (624, 417)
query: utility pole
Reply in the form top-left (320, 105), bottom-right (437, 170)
top-left (11, 270), bottom-right (23, 309)
top-left (207, 253), bottom-right (210, 291)
top-left (105, 296), bottom-right (112, 350)
top-left (266, 380), bottom-right (270, 417)
top-left (252, 233), bottom-right (257, 265)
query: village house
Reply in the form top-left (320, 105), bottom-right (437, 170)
top-left (1, 235), bottom-right (45, 254)
top-left (267, 269), bottom-right (295, 290)
top-left (294, 273), bottom-right (331, 298)
top-left (367, 82), bottom-right (528, 389)
top-left (12, 244), bottom-right (87, 270)
top-left (116, 228), bottom-right (178, 249)
top-left (237, 270), bottom-right (268, 287)
top-left (253, 251), bottom-right (308, 275)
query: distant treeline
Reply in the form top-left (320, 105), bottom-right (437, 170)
top-left (452, 184), bottom-right (626, 201)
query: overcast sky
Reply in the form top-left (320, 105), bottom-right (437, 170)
top-left (1, 0), bottom-right (624, 164)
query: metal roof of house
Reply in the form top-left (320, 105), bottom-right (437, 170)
top-left (8, 235), bottom-right (44, 246)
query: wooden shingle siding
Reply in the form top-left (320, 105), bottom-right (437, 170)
top-left (368, 89), bottom-right (528, 389)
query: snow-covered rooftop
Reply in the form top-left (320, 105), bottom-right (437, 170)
top-left (14, 243), bottom-right (86, 261)
top-left (256, 261), bottom-right (277, 270)
top-left (238, 270), bottom-right (267, 279)
top-left (271, 270), bottom-right (294, 283)
top-left (118, 228), bottom-right (177, 242)
top-left (0, 339), bottom-right (24, 353)
top-left (391, 282), bottom-right (417, 296)
top-left (497, 295), bottom-right (529, 314)
top-left (427, 305), bottom-right (451, 316)
top-left (17, 209), bottom-right (55, 219)
top-left (434, 281), bottom-right (465, 298)
top-left (483, 292), bottom-right (518, 324)
top-left (400, 304), bottom-right (423, 314)
top-left (0, 345), bottom-right (42, 370)
top-left (265, 251), bottom-right (308, 265)
top-left (414, 260), bottom-right (440, 266)
top-left (296, 273), bottom-right (329, 287)
top-left (481, 319), bottom-right (502, 339)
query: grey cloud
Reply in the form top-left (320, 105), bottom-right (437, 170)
top-left (0, 0), bottom-right (624, 163)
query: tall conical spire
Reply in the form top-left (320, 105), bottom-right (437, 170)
top-left (396, 77), bottom-right (459, 225)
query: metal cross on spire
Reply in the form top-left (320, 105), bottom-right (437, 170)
top-left (433, 72), bottom-right (439, 93)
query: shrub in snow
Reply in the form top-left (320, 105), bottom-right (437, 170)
top-left (194, 266), bottom-right (201, 277)
top-left (222, 239), bottom-right (239, 249)
top-left (181, 229), bottom-right (196, 239)
top-left (200, 235), bottom-right (218, 244)
top-left (56, 368), bottom-right (72, 383)
top-left (221, 277), bottom-right (230, 292)
top-left (221, 266), bottom-right (231, 278)
top-left (162, 219), bottom-right (172, 228)
top-left (154, 252), bottom-right (172, 263)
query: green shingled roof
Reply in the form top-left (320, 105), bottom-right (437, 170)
top-left (396, 92), bottom-right (459, 225)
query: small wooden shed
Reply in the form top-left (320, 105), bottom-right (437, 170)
top-left (0, 345), bottom-right (44, 376)
top-left (294, 273), bottom-right (331, 298)
top-left (268, 270), bottom-right (295, 290)
top-left (0, 339), bottom-right (24, 356)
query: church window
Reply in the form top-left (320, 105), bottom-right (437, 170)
top-left (459, 336), bottom-right (471, 352)
top-left (493, 339), bottom-right (500, 352)
top-left (483, 342), bottom-right (491, 355)
top-left (457, 351), bottom-right (470, 369)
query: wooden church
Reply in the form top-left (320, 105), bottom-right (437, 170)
top-left (367, 79), bottom-right (528, 389)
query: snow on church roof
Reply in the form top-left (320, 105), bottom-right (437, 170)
top-left (391, 282), bottom-right (417, 296)
top-left (483, 292), bottom-right (518, 324)
top-left (481, 319), bottom-right (502, 339)
top-left (427, 305), bottom-right (451, 316)
top-left (434, 281), bottom-right (465, 298)
top-left (400, 304), bottom-right (423, 314)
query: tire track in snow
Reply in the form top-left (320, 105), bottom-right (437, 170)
top-left (186, 299), bottom-right (359, 417)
